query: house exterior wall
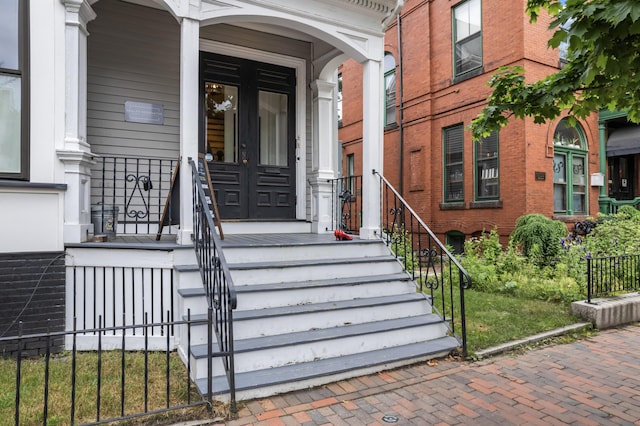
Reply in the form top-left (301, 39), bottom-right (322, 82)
top-left (339, 0), bottom-right (599, 243)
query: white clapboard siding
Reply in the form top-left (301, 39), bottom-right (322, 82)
top-left (87, 1), bottom-right (180, 161)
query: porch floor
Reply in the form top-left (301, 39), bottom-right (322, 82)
top-left (66, 232), bottom-right (367, 250)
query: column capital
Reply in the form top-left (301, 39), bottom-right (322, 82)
top-left (61, 0), bottom-right (96, 33)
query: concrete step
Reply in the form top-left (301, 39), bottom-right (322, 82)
top-left (189, 314), bottom-right (448, 376)
top-left (234, 273), bottom-right (415, 310)
top-left (196, 336), bottom-right (460, 400)
top-left (221, 239), bottom-right (389, 263)
top-left (229, 256), bottom-right (404, 285)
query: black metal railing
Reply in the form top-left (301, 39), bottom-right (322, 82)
top-left (0, 314), bottom-right (210, 425)
top-left (91, 156), bottom-right (179, 235)
top-left (329, 175), bottom-right (362, 235)
top-left (189, 158), bottom-right (237, 413)
top-left (374, 171), bottom-right (471, 357)
top-left (587, 254), bottom-right (640, 302)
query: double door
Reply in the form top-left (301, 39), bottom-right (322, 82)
top-left (200, 52), bottom-right (296, 219)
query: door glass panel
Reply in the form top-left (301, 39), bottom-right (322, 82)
top-left (205, 82), bottom-right (238, 163)
top-left (259, 90), bottom-right (288, 166)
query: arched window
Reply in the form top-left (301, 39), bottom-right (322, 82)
top-left (384, 53), bottom-right (396, 127)
top-left (553, 119), bottom-right (587, 215)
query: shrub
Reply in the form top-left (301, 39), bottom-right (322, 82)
top-left (510, 214), bottom-right (567, 265)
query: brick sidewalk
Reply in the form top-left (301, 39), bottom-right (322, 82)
top-left (225, 324), bottom-right (640, 425)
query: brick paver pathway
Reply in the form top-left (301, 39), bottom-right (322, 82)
top-left (226, 324), bottom-right (640, 425)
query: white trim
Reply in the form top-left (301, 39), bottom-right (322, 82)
top-left (199, 39), bottom-right (307, 221)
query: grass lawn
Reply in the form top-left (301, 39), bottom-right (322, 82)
top-left (462, 289), bottom-right (586, 355)
top-left (0, 351), bottom-right (219, 425)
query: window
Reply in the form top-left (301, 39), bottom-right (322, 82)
top-left (446, 231), bottom-right (466, 255)
top-left (553, 119), bottom-right (587, 215)
top-left (453, 0), bottom-right (482, 77)
top-left (384, 53), bottom-right (396, 127)
top-left (346, 153), bottom-right (355, 194)
top-left (475, 132), bottom-right (499, 200)
top-left (0, 0), bottom-right (28, 179)
top-left (444, 125), bottom-right (464, 202)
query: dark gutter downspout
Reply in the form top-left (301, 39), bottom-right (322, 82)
top-left (397, 13), bottom-right (405, 196)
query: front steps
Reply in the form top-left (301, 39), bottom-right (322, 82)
top-left (176, 233), bottom-right (459, 401)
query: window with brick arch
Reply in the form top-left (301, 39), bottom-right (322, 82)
top-left (474, 132), bottom-right (499, 200)
top-left (453, 0), bottom-right (482, 77)
top-left (443, 124), bottom-right (464, 203)
top-left (384, 53), bottom-right (396, 127)
top-left (0, 0), bottom-right (29, 180)
top-left (553, 119), bottom-right (587, 215)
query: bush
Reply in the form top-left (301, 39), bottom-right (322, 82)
top-left (510, 214), bottom-right (567, 265)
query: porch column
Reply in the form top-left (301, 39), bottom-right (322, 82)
top-left (360, 59), bottom-right (384, 240)
top-left (57, 0), bottom-right (96, 243)
top-left (309, 79), bottom-right (338, 233)
top-left (177, 17), bottom-right (200, 245)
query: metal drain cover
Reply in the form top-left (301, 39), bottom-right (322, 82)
top-left (382, 415), bottom-right (399, 423)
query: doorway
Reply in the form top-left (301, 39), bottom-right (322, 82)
top-left (200, 52), bottom-right (296, 220)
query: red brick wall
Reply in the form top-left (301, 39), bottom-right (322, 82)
top-left (338, 0), bottom-right (600, 243)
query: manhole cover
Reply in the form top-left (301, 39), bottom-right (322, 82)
top-left (382, 415), bottom-right (399, 423)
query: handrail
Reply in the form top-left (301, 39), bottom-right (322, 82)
top-left (374, 170), bottom-right (471, 357)
top-left (189, 157), bottom-right (236, 413)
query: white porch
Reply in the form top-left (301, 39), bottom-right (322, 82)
top-left (59, 0), bottom-right (398, 245)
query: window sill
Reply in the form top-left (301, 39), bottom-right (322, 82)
top-left (552, 214), bottom-right (589, 222)
top-left (452, 66), bottom-right (484, 84)
top-left (439, 202), bottom-right (466, 210)
top-left (384, 123), bottom-right (398, 131)
top-left (470, 200), bottom-right (503, 209)
top-left (0, 180), bottom-right (67, 191)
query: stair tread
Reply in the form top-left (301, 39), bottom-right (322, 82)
top-left (191, 314), bottom-right (444, 357)
top-left (234, 273), bottom-right (411, 292)
top-left (184, 293), bottom-right (427, 322)
top-left (235, 293), bottom-right (426, 319)
top-left (228, 255), bottom-right (397, 270)
top-left (220, 238), bottom-right (382, 249)
top-left (197, 337), bottom-right (459, 395)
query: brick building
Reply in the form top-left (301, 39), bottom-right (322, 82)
top-left (338, 0), bottom-right (601, 251)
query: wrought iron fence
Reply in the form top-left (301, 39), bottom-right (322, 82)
top-left (0, 314), bottom-right (211, 426)
top-left (189, 158), bottom-right (237, 413)
top-left (587, 254), bottom-right (640, 303)
top-left (375, 171), bottom-right (471, 357)
top-left (328, 175), bottom-right (362, 235)
top-left (91, 156), bottom-right (179, 235)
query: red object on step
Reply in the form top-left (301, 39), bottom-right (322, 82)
top-left (334, 230), bottom-right (353, 241)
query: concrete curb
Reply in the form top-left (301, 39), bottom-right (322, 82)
top-left (473, 322), bottom-right (593, 358)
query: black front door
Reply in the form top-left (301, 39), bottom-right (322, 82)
top-left (200, 52), bottom-right (296, 219)
top-left (608, 155), bottom-right (635, 200)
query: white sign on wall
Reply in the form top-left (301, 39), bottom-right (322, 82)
top-left (124, 101), bottom-right (164, 125)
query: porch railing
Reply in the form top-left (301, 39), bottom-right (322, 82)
top-left (91, 156), bottom-right (179, 236)
top-left (1, 314), bottom-right (210, 425)
top-left (598, 196), bottom-right (640, 215)
top-left (189, 157), bottom-right (237, 412)
top-left (328, 175), bottom-right (362, 235)
top-left (374, 171), bottom-right (472, 357)
top-left (587, 254), bottom-right (640, 303)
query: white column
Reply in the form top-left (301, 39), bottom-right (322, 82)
top-left (360, 59), bottom-right (384, 239)
top-left (177, 17), bottom-right (200, 245)
top-left (308, 79), bottom-right (337, 233)
top-left (57, 0), bottom-right (96, 243)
